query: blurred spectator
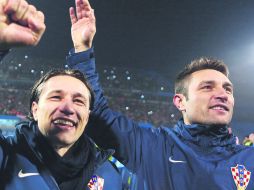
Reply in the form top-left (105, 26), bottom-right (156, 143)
top-left (242, 133), bottom-right (254, 146)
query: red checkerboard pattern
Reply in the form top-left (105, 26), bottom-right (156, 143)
top-left (231, 165), bottom-right (251, 189)
top-left (87, 175), bottom-right (104, 190)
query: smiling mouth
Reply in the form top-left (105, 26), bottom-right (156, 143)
top-left (210, 105), bottom-right (229, 112)
top-left (53, 119), bottom-right (76, 128)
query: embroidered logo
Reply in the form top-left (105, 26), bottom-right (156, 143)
top-left (231, 164), bottom-right (251, 190)
top-left (168, 156), bottom-right (186, 164)
top-left (87, 175), bottom-right (104, 190)
top-left (18, 169), bottom-right (40, 178)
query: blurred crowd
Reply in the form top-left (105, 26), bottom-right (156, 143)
top-left (1, 57), bottom-right (254, 145)
top-left (0, 56), bottom-right (180, 127)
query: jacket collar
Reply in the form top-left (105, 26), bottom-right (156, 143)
top-left (172, 119), bottom-right (236, 148)
top-left (15, 121), bottom-right (114, 164)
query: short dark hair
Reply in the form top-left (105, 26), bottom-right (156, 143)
top-left (28, 69), bottom-right (94, 120)
top-left (174, 57), bottom-right (229, 97)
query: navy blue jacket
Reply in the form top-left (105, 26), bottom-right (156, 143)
top-left (0, 121), bottom-right (123, 190)
top-left (67, 48), bottom-right (254, 190)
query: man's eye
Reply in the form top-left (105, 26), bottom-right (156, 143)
top-left (202, 85), bottom-right (212, 89)
top-left (74, 99), bottom-right (86, 106)
top-left (225, 87), bottom-right (233, 94)
top-left (50, 96), bottom-right (61, 100)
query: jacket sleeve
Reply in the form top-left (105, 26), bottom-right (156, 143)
top-left (66, 48), bottom-right (149, 172)
top-left (0, 133), bottom-right (9, 177)
top-left (0, 50), bottom-right (10, 176)
top-left (0, 135), bottom-right (4, 170)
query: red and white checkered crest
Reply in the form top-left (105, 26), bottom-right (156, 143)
top-left (231, 164), bottom-right (251, 190)
top-left (87, 175), bottom-right (104, 190)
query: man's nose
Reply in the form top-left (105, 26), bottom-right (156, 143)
top-left (59, 99), bottom-right (75, 115)
top-left (214, 88), bottom-right (228, 102)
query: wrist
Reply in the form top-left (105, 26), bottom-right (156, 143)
top-left (74, 43), bottom-right (92, 53)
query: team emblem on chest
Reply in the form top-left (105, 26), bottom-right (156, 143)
top-left (231, 164), bottom-right (251, 190)
top-left (87, 175), bottom-right (104, 190)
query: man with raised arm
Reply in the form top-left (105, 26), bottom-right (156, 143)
top-left (0, 0), bottom-right (124, 189)
top-left (67, 0), bottom-right (254, 189)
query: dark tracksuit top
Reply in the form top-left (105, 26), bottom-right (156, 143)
top-left (66, 48), bottom-right (254, 190)
top-left (0, 122), bottom-right (123, 190)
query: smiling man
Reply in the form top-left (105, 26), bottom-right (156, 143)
top-left (173, 59), bottom-right (234, 126)
top-left (30, 72), bottom-right (92, 156)
top-left (0, 69), bottom-right (124, 190)
top-left (66, 0), bottom-right (254, 189)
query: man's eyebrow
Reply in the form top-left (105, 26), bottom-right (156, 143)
top-left (46, 90), bottom-right (63, 95)
top-left (198, 80), bottom-right (233, 88)
top-left (46, 91), bottom-right (88, 100)
top-left (198, 80), bottom-right (215, 86)
top-left (73, 92), bottom-right (88, 100)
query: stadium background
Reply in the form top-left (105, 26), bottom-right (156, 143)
top-left (1, 0), bottom-right (254, 141)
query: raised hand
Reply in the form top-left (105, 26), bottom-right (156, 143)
top-left (0, 0), bottom-right (46, 50)
top-left (69, 0), bottom-right (96, 52)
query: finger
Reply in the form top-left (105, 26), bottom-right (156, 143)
top-left (27, 21), bottom-right (46, 46)
top-left (0, 0), bottom-right (8, 10)
top-left (37, 11), bottom-right (45, 24)
top-left (81, 0), bottom-right (92, 10)
top-left (27, 10), bottom-right (45, 33)
top-left (26, 5), bottom-right (37, 18)
top-left (32, 23), bottom-right (46, 46)
top-left (4, 0), bottom-right (21, 14)
top-left (85, 9), bottom-right (95, 22)
top-left (0, 1), bottom-right (9, 23)
top-left (75, 0), bottom-right (82, 20)
top-left (31, 9), bottom-right (45, 27)
top-left (14, 0), bottom-right (29, 21)
top-left (83, 9), bottom-right (94, 22)
top-left (69, 7), bottom-right (77, 25)
top-left (17, 4), bottom-right (36, 26)
top-left (23, 7), bottom-right (45, 41)
top-left (2, 23), bottom-right (37, 46)
top-left (81, 5), bottom-right (90, 18)
top-left (82, 0), bottom-right (93, 17)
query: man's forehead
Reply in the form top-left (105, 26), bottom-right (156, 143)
top-left (41, 75), bottom-right (90, 96)
top-left (189, 69), bottom-right (232, 85)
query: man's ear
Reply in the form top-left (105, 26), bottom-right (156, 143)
top-left (173, 94), bottom-right (187, 111)
top-left (31, 102), bottom-right (39, 121)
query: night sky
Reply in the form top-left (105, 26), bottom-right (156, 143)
top-left (6, 0), bottom-right (254, 135)
top-left (17, 0), bottom-right (254, 71)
